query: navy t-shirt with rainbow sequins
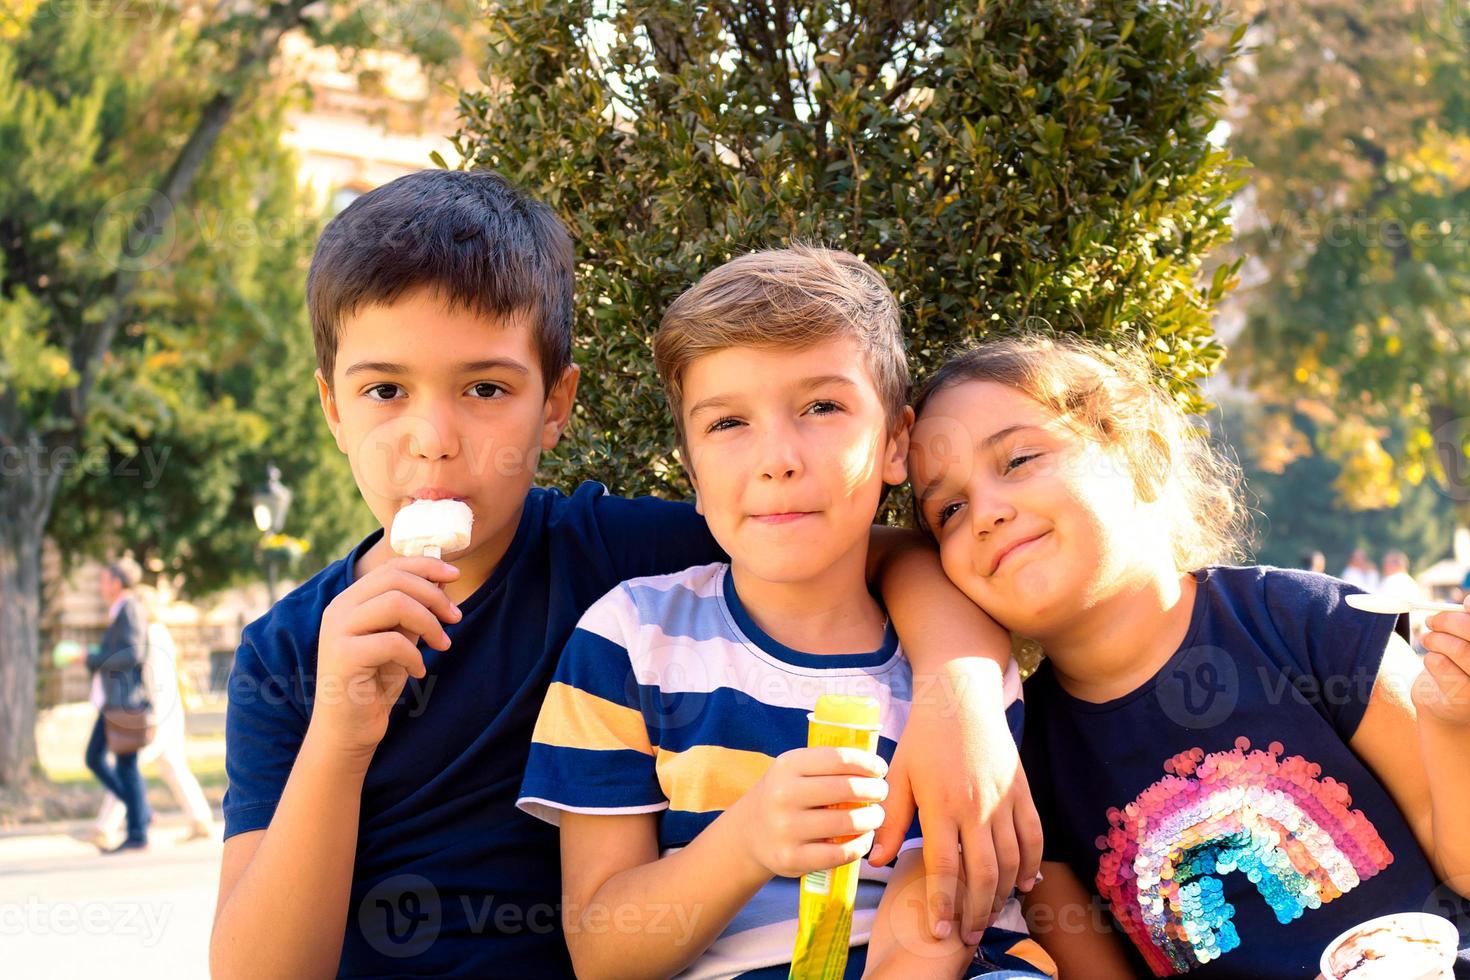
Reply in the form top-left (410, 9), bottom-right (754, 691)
top-left (1021, 565), bottom-right (1468, 978)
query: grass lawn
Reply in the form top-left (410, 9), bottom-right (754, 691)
top-left (45, 750), bottom-right (226, 794)
top-left (31, 735), bottom-right (228, 821)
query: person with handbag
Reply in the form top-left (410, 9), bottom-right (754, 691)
top-left (91, 618), bottom-right (216, 847)
top-left (85, 557), bottom-right (154, 853)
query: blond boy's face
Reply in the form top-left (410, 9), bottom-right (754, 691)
top-left (681, 337), bottom-right (910, 586)
top-left (317, 286), bottom-right (577, 558)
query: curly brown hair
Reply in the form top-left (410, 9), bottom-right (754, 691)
top-left (912, 334), bottom-right (1248, 572)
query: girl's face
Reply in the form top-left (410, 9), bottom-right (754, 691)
top-left (909, 380), bottom-right (1166, 638)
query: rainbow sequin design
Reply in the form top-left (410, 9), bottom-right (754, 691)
top-left (1094, 737), bottom-right (1393, 976)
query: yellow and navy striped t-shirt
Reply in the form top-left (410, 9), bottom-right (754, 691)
top-left (517, 562), bottom-right (1026, 979)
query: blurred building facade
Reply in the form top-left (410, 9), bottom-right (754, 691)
top-left (278, 32), bottom-right (466, 214)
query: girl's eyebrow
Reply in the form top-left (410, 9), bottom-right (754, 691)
top-left (914, 423), bottom-right (1047, 508)
top-left (979, 423), bottom-right (1044, 450)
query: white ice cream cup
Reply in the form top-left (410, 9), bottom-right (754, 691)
top-left (1320, 912), bottom-right (1459, 980)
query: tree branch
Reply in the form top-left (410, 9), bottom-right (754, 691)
top-left (0, 387), bottom-right (19, 453)
top-left (62, 0), bottom-right (318, 443)
top-left (642, 10), bottom-right (694, 75)
top-left (746, 0), bottom-right (798, 125)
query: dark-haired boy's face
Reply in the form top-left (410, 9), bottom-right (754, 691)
top-left (317, 286), bottom-right (577, 561)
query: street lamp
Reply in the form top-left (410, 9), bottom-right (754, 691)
top-left (252, 463), bottom-right (293, 604)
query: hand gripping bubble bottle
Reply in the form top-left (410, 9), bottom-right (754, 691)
top-left (789, 694), bottom-right (882, 980)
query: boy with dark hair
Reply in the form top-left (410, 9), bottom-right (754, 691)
top-left (210, 170), bottom-right (1037, 978)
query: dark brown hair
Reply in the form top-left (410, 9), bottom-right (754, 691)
top-left (307, 169), bottom-right (574, 392)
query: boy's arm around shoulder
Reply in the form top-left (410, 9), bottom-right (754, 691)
top-left (587, 487), bottom-right (724, 581)
top-left (211, 556), bottom-right (461, 979)
top-left (866, 527), bottom-right (1044, 945)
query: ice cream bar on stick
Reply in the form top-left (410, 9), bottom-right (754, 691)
top-left (390, 498), bottom-right (474, 560)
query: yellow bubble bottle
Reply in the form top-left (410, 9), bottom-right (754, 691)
top-left (789, 694), bottom-right (882, 980)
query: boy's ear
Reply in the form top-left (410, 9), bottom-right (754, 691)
top-left (315, 369), bottom-right (346, 452)
top-left (881, 405), bottom-right (915, 486)
top-left (541, 363), bottom-right (580, 451)
top-left (676, 441), bottom-right (703, 515)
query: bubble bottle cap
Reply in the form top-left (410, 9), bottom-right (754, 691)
top-left (811, 694), bottom-right (881, 730)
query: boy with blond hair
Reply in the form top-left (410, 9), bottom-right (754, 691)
top-left (519, 247), bottom-right (1054, 979)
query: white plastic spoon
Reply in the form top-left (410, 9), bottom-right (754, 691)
top-left (1344, 593), bottom-right (1465, 615)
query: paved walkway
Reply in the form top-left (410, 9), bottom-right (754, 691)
top-left (0, 814), bottom-right (222, 979)
top-left (2, 699), bottom-right (228, 979)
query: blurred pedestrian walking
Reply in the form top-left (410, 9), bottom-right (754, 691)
top-left (1379, 550), bottom-right (1427, 646)
top-left (1340, 547), bottom-right (1381, 591)
top-left (92, 616), bottom-right (215, 847)
top-left (84, 558), bottom-right (154, 853)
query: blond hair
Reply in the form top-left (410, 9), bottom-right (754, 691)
top-left (912, 334), bottom-right (1247, 571)
top-left (653, 246), bottom-right (909, 449)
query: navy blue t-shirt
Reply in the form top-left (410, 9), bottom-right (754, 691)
top-left (1022, 566), bottom-right (1467, 978)
top-left (223, 482), bottom-right (721, 978)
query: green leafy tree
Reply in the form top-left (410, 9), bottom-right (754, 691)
top-left (1225, 0), bottom-right (1470, 513)
top-left (0, 0), bottom-right (466, 786)
top-left (453, 0), bottom-right (1247, 503)
top-left (43, 98), bottom-right (373, 598)
top-left (1215, 398), bottom-right (1458, 572)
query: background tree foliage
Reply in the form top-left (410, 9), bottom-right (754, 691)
top-left (1224, 0), bottom-right (1470, 514)
top-left (1214, 397), bottom-right (1459, 572)
top-left (42, 101), bottom-right (371, 596)
top-left (0, 0), bottom-right (467, 785)
top-left (453, 0), bottom-right (1247, 505)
